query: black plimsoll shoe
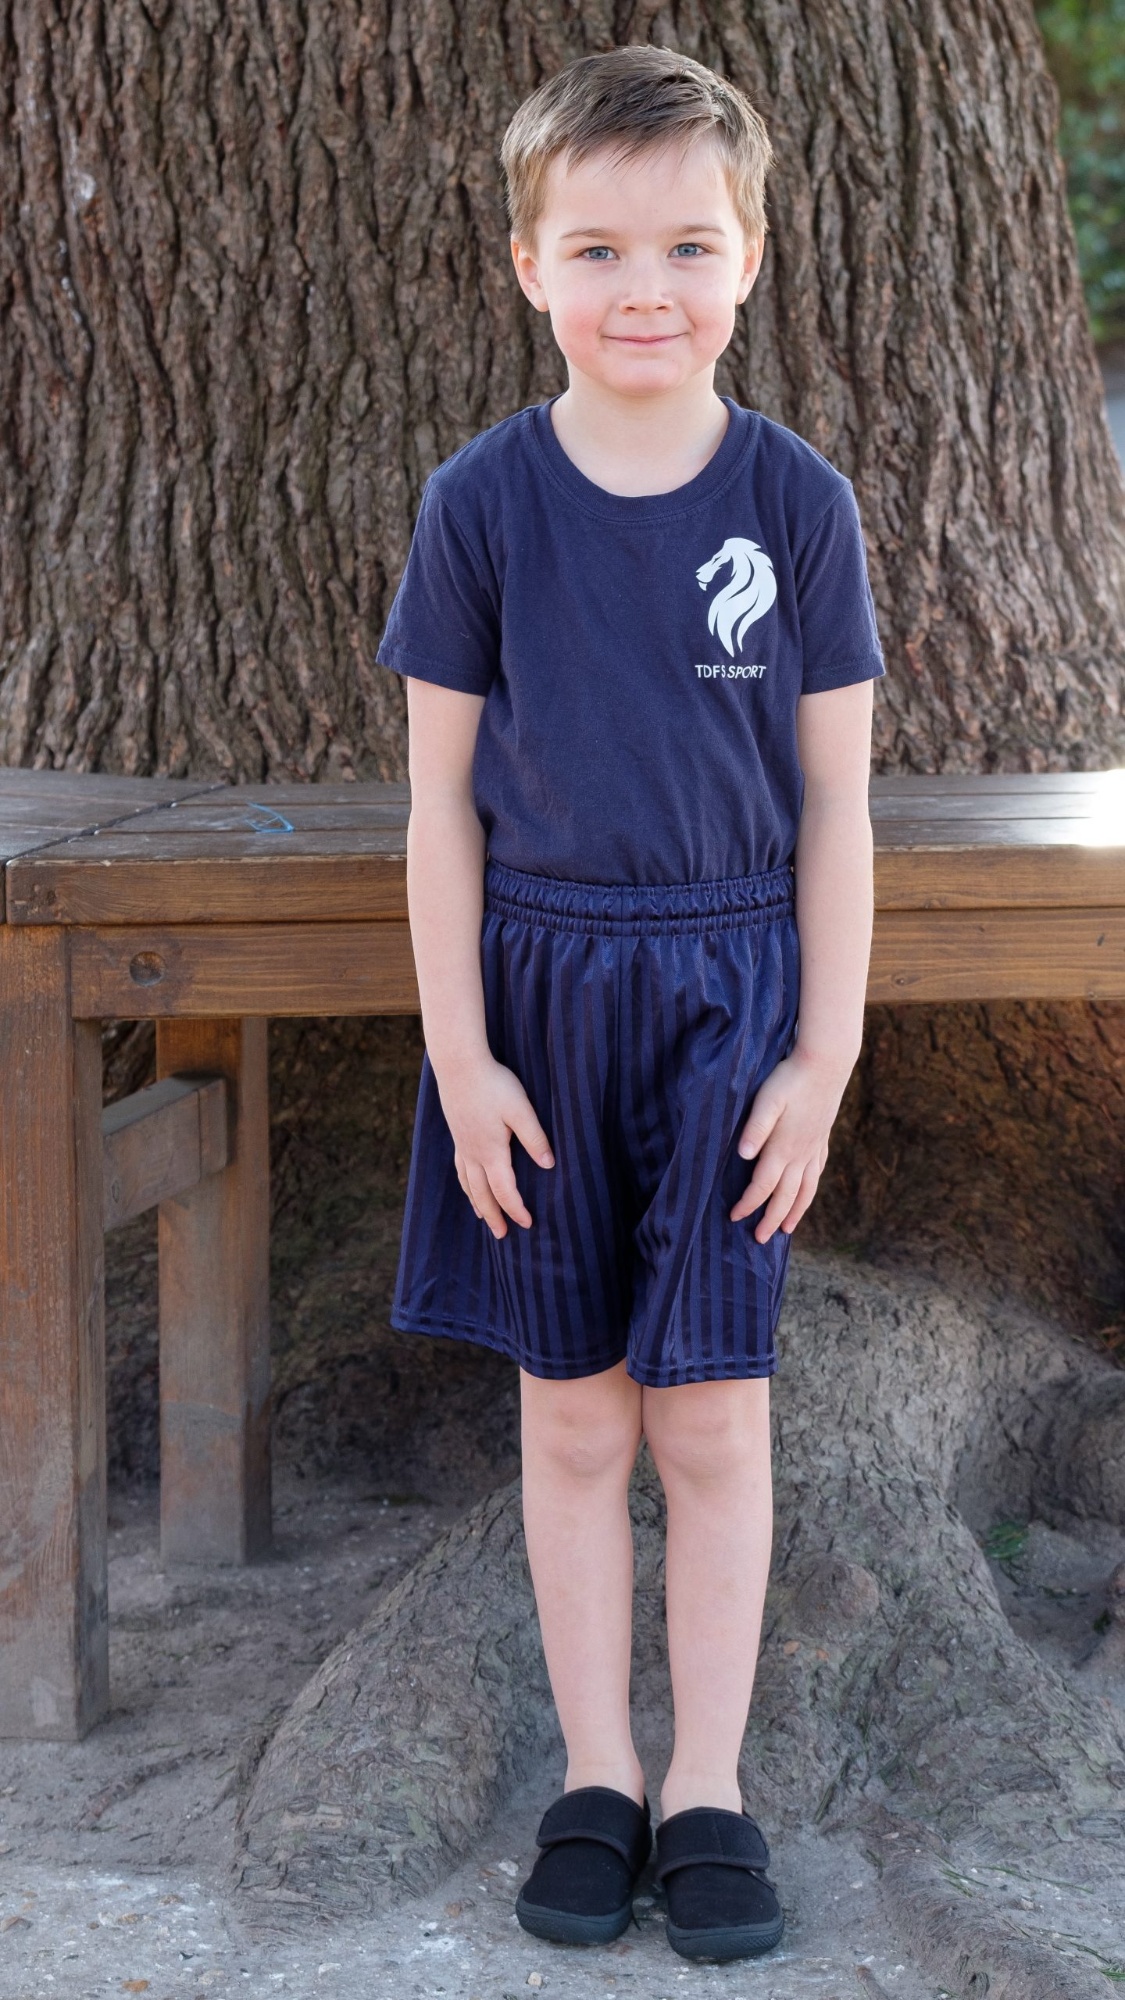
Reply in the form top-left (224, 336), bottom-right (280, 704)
top-left (654, 1805), bottom-right (784, 1961)
top-left (515, 1786), bottom-right (652, 1945)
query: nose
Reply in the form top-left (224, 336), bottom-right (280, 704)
top-left (616, 252), bottom-right (674, 314)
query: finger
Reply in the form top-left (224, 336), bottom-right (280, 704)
top-left (736, 1102), bottom-right (783, 1162)
top-left (466, 1167), bottom-right (508, 1239)
top-left (755, 1165), bottom-right (805, 1242)
top-left (454, 1153), bottom-right (482, 1219)
top-left (511, 1108), bottom-right (555, 1170)
top-left (730, 1148), bottom-right (784, 1223)
top-left (483, 1155), bottom-right (534, 1229)
top-left (779, 1165), bottom-right (822, 1235)
top-left (754, 1165), bottom-right (805, 1243)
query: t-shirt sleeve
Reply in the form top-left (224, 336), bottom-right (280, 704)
top-left (795, 485), bottom-right (886, 695)
top-left (376, 480), bottom-right (500, 696)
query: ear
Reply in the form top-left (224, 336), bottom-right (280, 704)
top-left (511, 234), bottom-right (550, 313)
top-left (736, 234), bottom-right (765, 306)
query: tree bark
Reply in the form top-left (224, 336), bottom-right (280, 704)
top-left (1, 0), bottom-right (1122, 776)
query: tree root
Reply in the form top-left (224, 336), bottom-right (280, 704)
top-left (229, 1477), bottom-right (553, 1915)
top-left (232, 1252), bottom-right (1125, 1990)
top-left (873, 1830), bottom-right (1114, 2000)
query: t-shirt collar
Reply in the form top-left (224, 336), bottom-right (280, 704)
top-left (528, 394), bottom-right (758, 522)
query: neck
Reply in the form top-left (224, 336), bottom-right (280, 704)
top-left (549, 370), bottom-right (729, 497)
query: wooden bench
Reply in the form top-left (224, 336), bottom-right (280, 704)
top-left (2, 767), bottom-right (1124, 1741)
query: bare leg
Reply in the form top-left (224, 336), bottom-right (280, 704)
top-left (520, 1361), bottom-right (645, 1802)
top-left (642, 1377), bottom-right (773, 1818)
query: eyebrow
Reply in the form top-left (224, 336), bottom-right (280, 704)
top-left (558, 221), bottom-right (729, 240)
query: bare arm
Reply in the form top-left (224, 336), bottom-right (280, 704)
top-left (405, 677), bottom-right (491, 1072)
top-left (730, 679), bottom-right (874, 1240)
top-left (790, 679), bottom-right (874, 1076)
top-left (406, 677), bottom-right (555, 1237)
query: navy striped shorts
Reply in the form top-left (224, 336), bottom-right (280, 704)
top-left (390, 857), bottom-right (800, 1387)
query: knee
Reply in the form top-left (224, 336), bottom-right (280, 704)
top-left (525, 1387), bottom-right (642, 1484)
top-left (644, 1384), bottom-right (770, 1489)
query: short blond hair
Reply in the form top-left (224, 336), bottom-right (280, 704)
top-left (501, 46), bottom-right (774, 248)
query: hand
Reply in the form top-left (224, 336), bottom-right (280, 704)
top-left (730, 1047), bottom-right (853, 1243)
top-left (434, 1053), bottom-right (554, 1239)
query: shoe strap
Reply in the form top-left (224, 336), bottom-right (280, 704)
top-left (654, 1807), bottom-right (771, 1882)
top-left (535, 1787), bottom-right (652, 1871)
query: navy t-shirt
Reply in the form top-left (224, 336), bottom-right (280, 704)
top-left (377, 396), bottom-right (885, 886)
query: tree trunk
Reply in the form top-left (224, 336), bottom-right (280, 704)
top-left (5, 0), bottom-right (1125, 1986)
top-left (2, 0), bottom-right (1122, 777)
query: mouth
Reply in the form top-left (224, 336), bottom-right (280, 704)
top-left (606, 333), bottom-right (684, 346)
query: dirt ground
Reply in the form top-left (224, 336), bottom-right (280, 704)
top-left (0, 1466), bottom-right (929, 2000)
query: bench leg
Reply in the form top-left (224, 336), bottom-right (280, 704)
top-left (156, 1018), bottom-right (271, 1564)
top-left (0, 929), bottom-right (108, 1739)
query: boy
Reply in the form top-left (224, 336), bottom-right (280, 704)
top-left (377, 45), bottom-right (882, 1965)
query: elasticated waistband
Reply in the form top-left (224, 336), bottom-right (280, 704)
top-left (483, 857), bottom-right (795, 937)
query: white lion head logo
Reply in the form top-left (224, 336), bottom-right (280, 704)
top-left (696, 538), bottom-right (777, 656)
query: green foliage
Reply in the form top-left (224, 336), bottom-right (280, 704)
top-left (1036, 0), bottom-right (1125, 341)
top-left (981, 1518), bottom-right (1030, 1567)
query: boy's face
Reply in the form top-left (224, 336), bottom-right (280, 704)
top-left (511, 135), bottom-right (763, 400)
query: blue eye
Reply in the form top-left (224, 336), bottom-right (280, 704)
top-left (581, 246), bottom-right (615, 261)
top-left (672, 243), bottom-right (706, 257)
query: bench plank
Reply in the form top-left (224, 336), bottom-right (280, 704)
top-left (69, 921), bottom-right (420, 1017)
top-left (102, 1075), bottom-right (229, 1231)
top-left (873, 841), bottom-right (1125, 910)
top-left (873, 813), bottom-right (1125, 839)
top-left (868, 770), bottom-right (1122, 796)
top-left (5, 780), bottom-right (411, 924)
top-left (9, 840), bottom-right (413, 926)
top-left (7, 772), bottom-right (1125, 926)
top-left (138, 781), bottom-right (410, 808)
top-left (0, 778), bottom-right (220, 916)
top-left (0, 771), bottom-right (214, 803)
top-left (878, 805), bottom-right (1119, 836)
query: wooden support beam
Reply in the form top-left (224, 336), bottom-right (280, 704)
top-left (68, 921), bottom-right (419, 1018)
top-left (64, 908), bottom-right (1125, 1013)
top-left (155, 1020), bottom-right (271, 1566)
top-left (866, 905), bottom-right (1125, 1001)
top-left (0, 929), bottom-right (107, 1739)
top-left (101, 1075), bottom-right (228, 1230)
top-left (872, 841), bottom-right (1125, 912)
